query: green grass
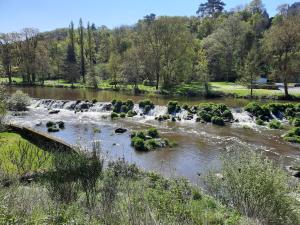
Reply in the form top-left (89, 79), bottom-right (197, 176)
top-left (0, 132), bottom-right (53, 175)
top-left (210, 82), bottom-right (300, 98)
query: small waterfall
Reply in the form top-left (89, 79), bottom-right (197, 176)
top-left (231, 108), bottom-right (256, 128)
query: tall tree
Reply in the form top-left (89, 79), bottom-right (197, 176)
top-left (86, 22), bottom-right (97, 88)
top-left (197, 0), bottom-right (225, 18)
top-left (0, 33), bottom-right (13, 85)
top-left (78, 18), bottom-right (86, 83)
top-left (263, 15), bottom-right (300, 98)
top-left (63, 21), bottom-right (79, 85)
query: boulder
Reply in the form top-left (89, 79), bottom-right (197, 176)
top-left (49, 110), bottom-right (60, 114)
top-left (115, 128), bottom-right (127, 134)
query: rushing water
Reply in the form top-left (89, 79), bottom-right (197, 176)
top-left (6, 87), bottom-right (300, 184)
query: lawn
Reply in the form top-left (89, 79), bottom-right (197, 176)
top-left (210, 82), bottom-right (300, 98)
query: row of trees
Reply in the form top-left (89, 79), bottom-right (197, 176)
top-left (0, 0), bottom-right (300, 97)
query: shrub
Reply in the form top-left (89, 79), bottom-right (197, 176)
top-left (204, 150), bottom-right (299, 225)
top-left (144, 139), bottom-right (160, 150)
top-left (244, 102), bottom-right (270, 119)
top-left (167, 101), bottom-right (180, 114)
top-left (127, 110), bottom-right (137, 117)
top-left (293, 118), bottom-right (300, 127)
top-left (222, 109), bottom-right (233, 120)
top-left (211, 116), bottom-right (225, 126)
top-left (111, 112), bottom-right (119, 119)
top-left (198, 110), bottom-right (212, 122)
top-left (283, 127), bottom-right (300, 143)
top-left (131, 137), bottom-right (146, 151)
top-left (7, 90), bottom-right (31, 111)
top-left (147, 128), bottom-right (159, 138)
top-left (139, 99), bottom-right (154, 114)
top-left (120, 113), bottom-right (126, 118)
top-left (268, 120), bottom-right (282, 129)
top-left (255, 118), bottom-right (265, 126)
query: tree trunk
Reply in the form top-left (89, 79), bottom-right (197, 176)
top-left (283, 78), bottom-right (289, 99)
top-left (156, 72), bottom-right (159, 90)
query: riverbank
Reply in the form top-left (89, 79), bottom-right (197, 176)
top-left (2, 77), bottom-right (300, 100)
top-left (0, 130), bottom-right (243, 224)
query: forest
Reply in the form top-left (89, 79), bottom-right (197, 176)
top-left (0, 0), bottom-right (300, 98)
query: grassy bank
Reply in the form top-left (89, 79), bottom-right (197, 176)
top-left (2, 77), bottom-right (300, 99)
top-left (0, 131), bottom-right (241, 224)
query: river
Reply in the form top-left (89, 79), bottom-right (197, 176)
top-left (6, 86), bottom-right (300, 184)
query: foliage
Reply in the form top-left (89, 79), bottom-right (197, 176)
top-left (211, 116), bottom-right (225, 126)
top-left (204, 149), bottom-right (300, 225)
top-left (138, 99), bottom-right (154, 114)
top-left (283, 127), bottom-right (300, 143)
top-left (268, 119), bottom-right (282, 129)
top-left (167, 101), bottom-right (181, 114)
top-left (7, 90), bottom-right (31, 111)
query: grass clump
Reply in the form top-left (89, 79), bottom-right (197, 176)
top-left (111, 112), bottom-right (119, 119)
top-left (111, 99), bottom-right (134, 113)
top-left (255, 118), bottom-right (265, 126)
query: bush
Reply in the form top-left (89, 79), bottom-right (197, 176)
top-left (167, 101), bottom-right (180, 114)
top-left (268, 120), bottom-right (282, 129)
top-left (293, 118), bottom-right (300, 127)
top-left (120, 112), bottom-right (126, 118)
top-left (211, 116), bottom-right (225, 126)
top-left (255, 118), bottom-right (265, 126)
top-left (147, 128), bottom-right (159, 138)
top-left (111, 112), bottom-right (119, 119)
top-left (7, 90), bottom-right (31, 111)
top-left (244, 102), bottom-right (270, 119)
top-left (222, 110), bottom-right (233, 120)
top-left (198, 110), bottom-right (212, 122)
top-left (204, 150), bottom-right (299, 225)
top-left (144, 139), bottom-right (160, 150)
top-left (127, 110), bottom-right (137, 117)
top-left (139, 99), bottom-right (154, 114)
top-left (131, 137), bottom-right (146, 151)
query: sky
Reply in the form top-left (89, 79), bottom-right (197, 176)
top-left (0, 0), bottom-right (296, 33)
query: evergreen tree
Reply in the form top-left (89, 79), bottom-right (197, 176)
top-left (197, 0), bottom-right (225, 18)
top-left (78, 18), bottom-right (86, 83)
top-left (63, 21), bottom-right (79, 85)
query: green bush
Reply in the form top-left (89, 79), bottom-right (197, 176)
top-left (147, 128), bottom-right (159, 138)
top-left (7, 90), bottom-right (31, 111)
top-left (167, 101), bottom-right (181, 114)
top-left (211, 116), bottom-right (225, 126)
top-left (222, 109), bottom-right (233, 120)
top-left (293, 118), bottom-right (300, 127)
top-left (244, 102), bottom-right (270, 119)
top-left (255, 118), bottom-right (265, 126)
top-left (111, 112), bottom-right (119, 119)
top-left (120, 112), bottom-right (126, 118)
top-left (268, 120), bottom-right (282, 129)
top-left (204, 150), bottom-right (299, 225)
top-left (198, 110), bottom-right (212, 122)
top-left (144, 139), bottom-right (160, 150)
top-left (283, 127), bottom-right (300, 143)
top-left (127, 110), bottom-right (137, 117)
top-left (131, 137), bottom-right (146, 151)
top-left (139, 99), bottom-right (154, 114)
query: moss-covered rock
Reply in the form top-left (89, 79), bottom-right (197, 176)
top-left (111, 112), bottom-right (119, 119)
top-left (167, 101), bottom-right (181, 114)
top-left (139, 99), bottom-right (154, 114)
top-left (256, 118), bottom-right (265, 126)
top-left (211, 116), bottom-right (225, 126)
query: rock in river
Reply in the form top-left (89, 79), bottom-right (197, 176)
top-left (115, 128), bottom-right (127, 134)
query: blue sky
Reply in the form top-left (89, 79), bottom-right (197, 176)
top-left (0, 0), bottom-right (296, 32)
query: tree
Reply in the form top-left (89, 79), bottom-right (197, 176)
top-left (196, 48), bottom-right (210, 96)
top-left (78, 18), bottom-right (86, 83)
top-left (196, 0), bottom-right (225, 18)
top-left (263, 15), bottom-right (300, 98)
top-left (63, 21), bottom-right (79, 85)
top-left (239, 44), bottom-right (261, 98)
top-left (86, 22), bottom-right (98, 88)
top-left (0, 33), bottom-right (14, 85)
top-left (17, 28), bottom-right (39, 83)
top-left (108, 53), bottom-right (121, 89)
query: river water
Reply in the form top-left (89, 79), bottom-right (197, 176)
top-left (6, 86), bottom-right (300, 183)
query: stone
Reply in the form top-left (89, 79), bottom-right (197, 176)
top-left (49, 110), bottom-right (60, 114)
top-left (115, 128), bottom-right (127, 134)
